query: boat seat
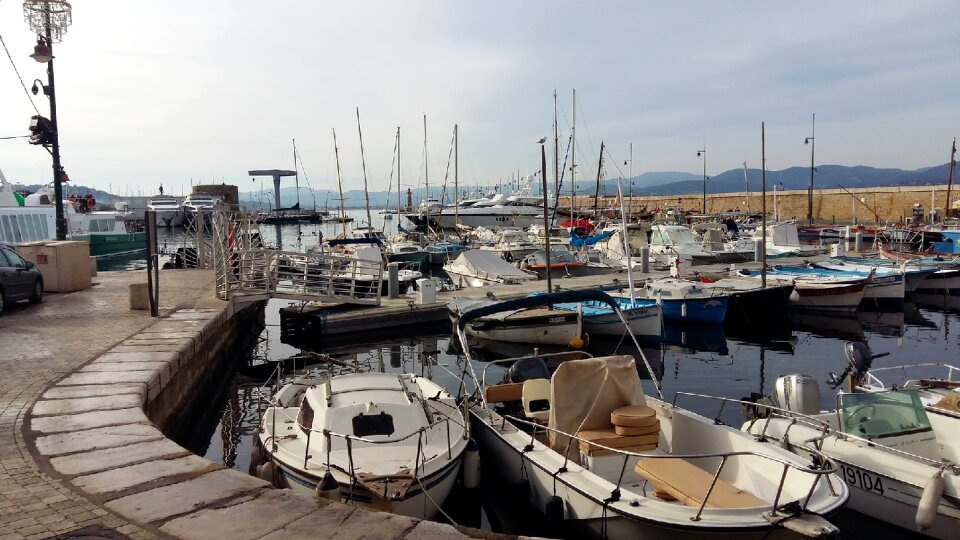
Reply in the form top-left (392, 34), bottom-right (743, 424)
top-left (577, 426), bottom-right (660, 457)
top-left (634, 458), bottom-right (766, 509)
top-left (485, 382), bottom-right (524, 404)
top-left (610, 405), bottom-right (658, 428)
top-left (522, 378), bottom-right (551, 422)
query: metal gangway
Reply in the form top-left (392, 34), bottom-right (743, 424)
top-left (211, 206), bottom-right (383, 305)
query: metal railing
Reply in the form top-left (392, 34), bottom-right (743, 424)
top-left (864, 363), bottom-right (960, 390)
top-left (212, 205), bottom-right (383, 304)
top-left (488, 410), bottom-right (841, 522)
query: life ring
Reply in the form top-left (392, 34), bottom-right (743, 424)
top-left (86, 198), bottom-right (95, 209)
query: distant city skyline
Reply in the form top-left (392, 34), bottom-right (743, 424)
top-left (0, 1), bottom-right (956, 196)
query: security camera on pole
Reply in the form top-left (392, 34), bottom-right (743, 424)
top-left (24, 0), bottom-right (73, 241)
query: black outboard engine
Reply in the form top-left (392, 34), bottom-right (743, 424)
top-left (827, 341), bottom-right (889, 390)
top-left (508, 357), bottom-right (550, 383)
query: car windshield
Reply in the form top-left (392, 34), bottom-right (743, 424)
top-left (840, 389), bottom-right (931, 439)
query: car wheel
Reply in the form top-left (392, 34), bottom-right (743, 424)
top-left (30, 280), bottom-right (43, 304)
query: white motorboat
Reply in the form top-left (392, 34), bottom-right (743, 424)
top-left (442, 249), bottom-right (537, 287)
top-left (649, 224), bottom-right (754, 265)
top-left (181, 193), bottom-right (218, 228)
top-left (854, 352), bottom-right (960, 422)
top-left (741, 342), bottom-right (960, 538)
top-left (146, 194), bottom-right (183, 228)
top-left (460, 290), bottom-right (846, 540)
top-left (477, 228), bottom-right (540, 262)
top-left (254, 372), bottom-right (468, 519)
top-left (743, 222), bottom-right (825, 259)
top-left (448, 296), bottom-right (581, 346)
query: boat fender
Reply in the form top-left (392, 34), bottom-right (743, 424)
top-left (681, 302), bottom-right (687, 318)
top-left (568, 337), bottom-right (585, 350)
top-left (462, 439), bottom-right (481, 489)
top-left (544, 495), bottom-right (565, 521)
top-left (512, 478), bottom-right (530, 499)
top-left (315, 470), bottom-right (341, 502)
top-left (916, 472), bottom-right (944, 531)
top-left (248, 443), bottom-right (263, 476)
top-left (257, 461), bottom-right (277, 487)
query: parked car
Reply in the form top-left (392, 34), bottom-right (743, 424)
top-left (0, 243), bottom-right (43, 315)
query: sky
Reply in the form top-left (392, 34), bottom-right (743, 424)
top-left (0, 1), bottom-right (957, 198)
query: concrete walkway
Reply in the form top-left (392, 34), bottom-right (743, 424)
top-left (0, 269), bottom-right (222, 539)
top-left (1, 270), bottom-right (507, 540)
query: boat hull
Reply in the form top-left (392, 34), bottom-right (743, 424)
top-left (659, 296), bottom-right (728, 324)
top-left (75, 232), bottom-right (147, 257)
top-left (471, 406), bottom-right (840, 540)
top-left (466, 309), bottom-right (580, 345)
top-left (269, 454), bottom-right (462, 520)
top-left (914, 269), bottom-right (960, 296)
top-left (790, 282), bottom-right (866, 312)
top-left (723, 284), bottom-right (793, 324)
top-left (583, 304), bottom-right (662, 337)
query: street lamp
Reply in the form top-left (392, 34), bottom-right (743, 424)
top-left (696, 138), bottom-right (708, 214)
top-left (804, 113), bottom-right (816, 225)
top-left (24, 0), bottom-right (73, 241)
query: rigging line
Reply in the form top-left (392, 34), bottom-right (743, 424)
top-left (0, 32), bottom-right (40, 115)
top-left (0, 135), bottom-right (30, 140)
top-left (383, 130), bottom-right (399, 212)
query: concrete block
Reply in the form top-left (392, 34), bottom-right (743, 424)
top-left (81, 361), bottom-right (168, 374)
top-left (32, 394), bottom-right (142, 416)
top-left (130, 283), bottom-right (150, 310)
top-left (49, 439), bottom-right (189, 476)
top-left (90, 256), bottom-right (97, 277)
top-left (58, 370), bottom-right (159, 388)
top-left (30, 407), bottom-right (149, 434)
top-left (35, 424), bottom-right (161, 456)
top-left (72, 455), bottom-right (219, 495)
top-left (261, 504), bottom-right (419, 540)
top-left (404, 520), bottom-right (474, 539)
top-left (97, 351), bottom-right (178, 364)
top-left (159, 490), bottom-right (317, 540)
top-left (105, 469), bottom-right (267, 524)
top-left (42, 384), bottom-right (145, 400)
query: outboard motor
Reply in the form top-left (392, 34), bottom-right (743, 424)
top-left (507, 357), bottom-right (550, 383)
top-left (828, 341), bottom-right (889, 390)
top-left (742, 374), bottom-right (822, 420)
top-left (773, 374), bottom-right (822, 416)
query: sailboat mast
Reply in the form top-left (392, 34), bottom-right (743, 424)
top-left (571, 89), bottom-right (577, 221)
top-left (594, 141), bottom-right (604, 219)
top-left (423, 114), bottom-right (429, 208)
top-left (454, 124), bottom-right (459, 227)
top-left (332, 128), bottom-right (347, 237)
top-left (742, 161), bottom-right (750, 213)
top-left (356, 108), bottom-right (373, 228)
top-left (553, 90), bottom-right (559, 196)
top-left (397, 127), bottom-right (402, 233)
top-left (761, 122), bottom-right (767, 289)
top-left (292, 138), bottom-right (300, 207)
top-left (945, 138), bottom-right (956, 220)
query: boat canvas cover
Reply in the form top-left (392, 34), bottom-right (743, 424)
top-left (548, 355), bottom-right (646, 463)
top-left (771, 223), bottom-right (800, 247)
top-left (454, 249), bottom-right (535, 281)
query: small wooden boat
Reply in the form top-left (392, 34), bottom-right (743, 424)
top-left (255, 372), bottom-right (467, 519)
top-left (442, 249), bottom-right (537, 287)
top-left (448, 296), bottom-right (581, 346)
top-left (639, 278), bottom-right (730, 324)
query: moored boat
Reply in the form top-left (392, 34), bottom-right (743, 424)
top-left (461, 290), bottom-right (846, 539)
top-left (254, 371), bottom-right (467, 519)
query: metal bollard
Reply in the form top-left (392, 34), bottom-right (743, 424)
top-left (854, 232), bottom-right (864, 252)
top-left (640, 246), bottom-right (650, 274)
top-left (754, 239), bottom-right (764, 262)
top-left (387, 263), bottom-right (399, 299)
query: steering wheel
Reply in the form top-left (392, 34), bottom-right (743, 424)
top-left (846, 404), bottom-right (877, 426)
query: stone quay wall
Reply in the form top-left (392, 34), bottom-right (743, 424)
top-left (563, 183), bottom-right (955, 224)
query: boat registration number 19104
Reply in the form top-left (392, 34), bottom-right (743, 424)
top-left (840, 464), bottom-right (885, 495)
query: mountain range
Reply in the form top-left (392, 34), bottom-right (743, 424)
top-left (11, 162), bottom-right (953, 209)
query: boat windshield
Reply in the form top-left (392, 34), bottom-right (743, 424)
top-left (840, 389), bottom-right (931, 439)
top-left (652, 227), bottom-right (696, 246)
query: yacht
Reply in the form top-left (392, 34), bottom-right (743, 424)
top-left (181, 193), bottom-right (218, 228)
top-left (146, 194), bottom-right (182, 228)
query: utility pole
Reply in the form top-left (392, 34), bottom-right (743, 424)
top-left (805, 113), bottom-right (816, 225)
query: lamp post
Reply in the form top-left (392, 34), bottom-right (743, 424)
top-left (804, 113), bottom-right (816, 225)
top-left (696, 136), bottom-right (707, 214)
top-left (24, 0), bottom-right (72, 241)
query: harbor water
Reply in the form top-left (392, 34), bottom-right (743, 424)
top-left (139, 219), bottom-right (958, 538)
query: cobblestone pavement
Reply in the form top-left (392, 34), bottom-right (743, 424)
top-left (0, 270), bottom-right (222, 539)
